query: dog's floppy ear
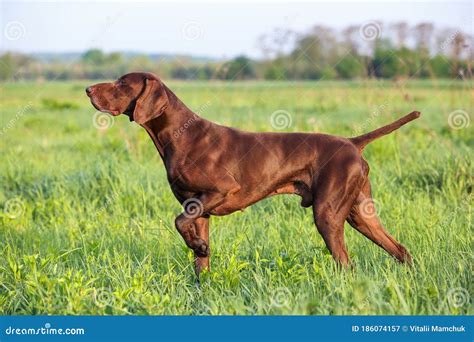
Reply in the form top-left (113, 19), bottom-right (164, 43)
top-left (133, 78), bottom-right (169, 125)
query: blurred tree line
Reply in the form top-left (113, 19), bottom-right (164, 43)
top-left (0, 22), bottom-right (471, 81)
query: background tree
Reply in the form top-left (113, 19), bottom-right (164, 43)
top-left (0, 21), bottom-right (471, 81)
top-left (219, 56), bottom-right (255, 80)
top-left (81, 49), bottom-right (105, 65)
top-left (391, 22), bottom-right (409, 48)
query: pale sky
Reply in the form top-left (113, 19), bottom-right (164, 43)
top-left (1, 0), bottom-right (472, 58)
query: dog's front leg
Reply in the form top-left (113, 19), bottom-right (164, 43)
top-left (174, 188), bottom-right (239, 278)
top-left (174, 214), bottom-right (210, 277)
top-left (175, 213), bottom-right (210, 258)
top-left (175, 194), bottom-right (225, 253)
top-left (194, 216), bottom-right (210, 276)
top-left (175, 213), bottom-right (211, 279)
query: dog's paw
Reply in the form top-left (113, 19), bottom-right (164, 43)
top-left (194, 240), bottom-right (210, 257)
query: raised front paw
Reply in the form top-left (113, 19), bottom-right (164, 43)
top-left (193, 240), bottom-right (210, 257)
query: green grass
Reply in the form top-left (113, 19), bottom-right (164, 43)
top-left (0, 79), bottom-right (472, 315)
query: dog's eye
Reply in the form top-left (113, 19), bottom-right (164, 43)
top-left (117, 79), bottom-right (125, 86)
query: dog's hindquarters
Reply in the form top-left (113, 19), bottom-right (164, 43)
top-left (310, 147), bottom-right (412, 266)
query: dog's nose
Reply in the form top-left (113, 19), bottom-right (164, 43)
top-left (85, 87), bottom-right (94, 96)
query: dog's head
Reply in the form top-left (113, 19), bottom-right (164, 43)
top-left (86, 72), bottom-right (169, 124)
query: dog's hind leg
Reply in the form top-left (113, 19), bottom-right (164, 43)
top-left (312, 154), bottom-right (365, 267)
top-left (313, 206), bottom-right (350, 266)
top-left (346, 180), bottom-right (412, 264)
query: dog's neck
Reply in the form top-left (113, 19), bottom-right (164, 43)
top-left (140, 86), bottom-right (211, 160)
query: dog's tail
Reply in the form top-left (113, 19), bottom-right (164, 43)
top-left (349, 111), bottom-right (421, 153)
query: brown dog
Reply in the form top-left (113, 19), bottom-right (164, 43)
top-left (86, 72), bottom-right (419, 276)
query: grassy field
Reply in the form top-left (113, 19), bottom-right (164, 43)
top-left (0, 79), bottom-right (472, 315)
